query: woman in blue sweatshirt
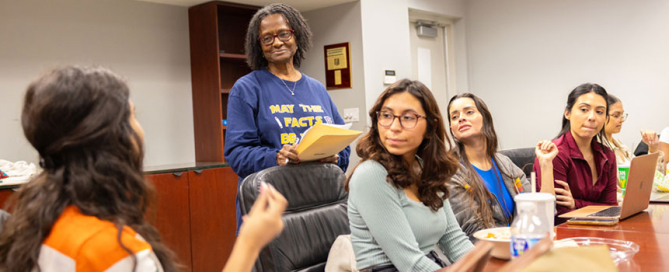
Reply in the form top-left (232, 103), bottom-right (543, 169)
top-left (224, 3), bottom-right (350, 231)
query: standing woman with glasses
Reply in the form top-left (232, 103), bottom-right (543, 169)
top-left (445, 93), bottom-right (558, 239)
top-left (347, 80), bottom-right (473, 272)
top-left (225, 3), bottom-right (350, 232)
top-left (603, 94), bottom-right (664, 197)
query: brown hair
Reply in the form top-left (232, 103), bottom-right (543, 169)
top-left (0, 66), bottom-right (178, 271)
top-left (446, 93), bottom-right (510, 228)
top-left (347, 79), bottom-right (459, 212)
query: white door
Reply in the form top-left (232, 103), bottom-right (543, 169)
top-left (409, 22), bottom-right (453, 115)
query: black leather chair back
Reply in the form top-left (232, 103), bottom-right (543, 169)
top-left (499, 148), bottom-right (536, 178)
top-left (239, 163), bottom-right (350, 272)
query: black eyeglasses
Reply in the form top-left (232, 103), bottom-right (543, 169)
top-left (376, 111), bottom-right (426, 129)
top-left (258, 30), bottom-right (295, 46)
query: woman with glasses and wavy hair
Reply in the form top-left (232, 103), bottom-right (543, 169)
top-left (445, 93), bottom-right (558, 239)
top-left (224, 3), bottom-right (350, 233)
top-left (346, 79), bottom-right (473, 272)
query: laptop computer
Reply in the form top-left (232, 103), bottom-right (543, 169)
top-left (559, 152), bottom-right (659, 220)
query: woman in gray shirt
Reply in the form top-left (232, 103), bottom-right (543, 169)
top-left (346, 79), bottom-right (474, 272)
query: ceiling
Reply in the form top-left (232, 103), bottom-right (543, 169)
top-left (137, 0), bottom-right (357, 12)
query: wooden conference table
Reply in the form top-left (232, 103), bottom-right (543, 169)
top-left (482, 204), bottom-right (669, 271)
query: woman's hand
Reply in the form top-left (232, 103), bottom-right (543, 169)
top-left (318, 154), bottom-right (339, 165)
top-left (276, 144), bottom-right (299, 166)
top-left (640, 130), bottom-right (660, 153)
top-left (554, 180), bottom-right (576, 209)
top-left (223, 183), bottom-right (287, 272)
top-left (238, 182), bottom-right (287, 250)
top-left (535, 140), bottom-right (558, 164)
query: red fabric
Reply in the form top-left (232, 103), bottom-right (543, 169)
top-left (534, 131), bottom-right (618, 216)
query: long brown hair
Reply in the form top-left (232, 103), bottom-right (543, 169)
top-left (446, 93), bottom-right (510, 228)
top-left (0, 66), bottom-right (177, 271)
top-left (347, 79), bottom-right (458, 212)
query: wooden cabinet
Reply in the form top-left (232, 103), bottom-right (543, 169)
top-left (147, 166), bottom-right (239, 272)
top-left (189, 167), bottom-right (238, 272)
top-left (189, 1), bottom-right (259, 162)
top-left (147, 172), bottom-right (192, 271)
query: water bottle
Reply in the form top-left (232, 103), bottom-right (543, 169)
top-left (510, 201), bottom-right (548, 258)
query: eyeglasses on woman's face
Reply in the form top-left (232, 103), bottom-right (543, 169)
top-left (258, 29), bottom-right (294, 46)
top-left (610, 112), bottom-right (628, 121)
top-left (376, 111), bottom-right (426, 129)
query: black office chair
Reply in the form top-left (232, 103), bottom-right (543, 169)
top-left (239, 163), bottom-right (350, 272)
top-left (499, 147), bottom-right (536, 178)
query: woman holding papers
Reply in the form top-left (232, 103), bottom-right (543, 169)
top-left (346, 79), bottom-right (473, 271)
top-left (224, 3), bottom-right (350, 231)
top-left (445, 93), bottom-right (558, 239)
top-left (533, 83), bottom-right (618, 216)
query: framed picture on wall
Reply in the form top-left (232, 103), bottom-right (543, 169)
top-left (324, 42), bottom-right (351, 90)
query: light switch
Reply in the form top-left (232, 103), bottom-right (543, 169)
top-left (343, 108), bottom-right (359, 123)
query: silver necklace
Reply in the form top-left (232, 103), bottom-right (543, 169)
top-left (279, 78), bottom-right (297, 96)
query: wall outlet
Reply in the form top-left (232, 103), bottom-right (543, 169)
top-left (343, 108), bottom-right (359, 123)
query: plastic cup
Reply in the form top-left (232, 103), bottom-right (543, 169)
top-left (515, 193), bottom-right (556, 239)
top-left (618, 163), bottom-right (630, 196)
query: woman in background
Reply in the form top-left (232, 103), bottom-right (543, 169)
top-left (534, 83), bottom-right (617, 216)
top-left (225, 3), bottom-right (349, 232)
top-left (347, 79), bottom-right (473, 272)
top-left (0, 66), bottom-right (285, 272)
top-left (603, 94), bottom-right (664, 199)
top-left (446, 93), bottom-right (557, 239)
top-left (603, 94), bottom-right (660, 164)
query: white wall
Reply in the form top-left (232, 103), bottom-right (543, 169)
top-left (302, 1), bottom-right (366, 172)
top-left (465, 0), bottom-right (669, 150)
top-left (359, 0), bottom-right (468, 121)
top-left (0, 0), bottom-right (194, 167)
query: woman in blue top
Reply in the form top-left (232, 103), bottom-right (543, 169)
top-left (224, 4), bottom-right (350, 231)
top-left (446, 93), bottom-right (557, 239)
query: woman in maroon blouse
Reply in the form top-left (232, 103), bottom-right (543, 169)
top-left (534, 83), bottom-right (617, 217)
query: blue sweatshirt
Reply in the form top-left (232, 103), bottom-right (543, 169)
top-left (224, 69), bottom-right (351, 230)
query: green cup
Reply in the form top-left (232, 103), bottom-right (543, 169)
top-left (618, 163), bottom-right (630, 196)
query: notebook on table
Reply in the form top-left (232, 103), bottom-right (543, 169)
top-left (559, 152), bottom-right (659, 220)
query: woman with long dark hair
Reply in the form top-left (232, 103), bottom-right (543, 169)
top-left (533, 83), bottom-right (617, 216)
top-left (446, 93), bottom-right (557, 238)
top-left (347, 79), bottom-right (473, 272)
top-left (0, 66), bottom-right (286, 272)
